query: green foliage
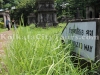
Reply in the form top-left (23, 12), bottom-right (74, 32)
top-left (0, 0), bottom-right (4, 8)
top-left (55, 0), bottom-right (100, 18)
top-left (1, 23), bottom-right (99, 75)
top-left (0, 22), bottom-right (4, 28)
top-left (2, 24), bottom-right (77, 75)
top-left (2, 0), bottom-right (100, 25)
top-left (29, 23), bottom-right (36, 29)
top-left (4, 3), bottom-right (11, 8)
top-left (0, 18), bottom-right (4, 28)
top-left (4, 26), bottom-right (74, 75)
top-left (10, 0), bottom-right (36, 25)
top-left (0, 28), bottom-right (6, 33)
top-left (0, 23), bottom-right (97, 75)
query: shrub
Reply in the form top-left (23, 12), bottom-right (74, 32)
top-left (0, 22), bottom-right (4, 28)
top-left (3, 26), bottom-right (88, 75)
top-left (29, 23), bottom-right (36, 29)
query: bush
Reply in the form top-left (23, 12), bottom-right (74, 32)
top-left (29, 23), bottom-right (36, 29)
top-left (0, 22), bottom-right (4, 28)
top-left (3, 26), bottom-right (88, 75)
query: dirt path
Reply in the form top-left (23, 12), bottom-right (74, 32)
top-left (0, 30), bottom-right (13, 73)
top-left (0, 30), bottom-right (13, 57)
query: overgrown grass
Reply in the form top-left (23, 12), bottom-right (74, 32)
top-left (1, 24), bottom-right (100, 75)
top-left (0, 28), bottom-right (6, 33)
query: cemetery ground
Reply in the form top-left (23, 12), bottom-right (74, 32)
top-left (0, 23), bottom-right (100, 75)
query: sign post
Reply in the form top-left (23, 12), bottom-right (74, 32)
top-left (62, 19), bottom-right (100, 61)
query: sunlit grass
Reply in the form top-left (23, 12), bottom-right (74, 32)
top-left (0, 28), bottom-right (6, 33)
top-left (1, 23), bottom-right (100, 75)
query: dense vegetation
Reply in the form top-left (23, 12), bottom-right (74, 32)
top-left (0, 24), bottom-right (99, 75)
top-left (0, 0), bottom-right (100, 25)
top-left (0, 0), bottom-right (100, 75)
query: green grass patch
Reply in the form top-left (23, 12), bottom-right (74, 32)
top-left (1, 24), bottom-right (100, 75)
top-left (0, 28), bottom-right (6, 33)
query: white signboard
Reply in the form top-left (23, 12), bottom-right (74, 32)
top-left (62, 21), bottom-right (96, 61)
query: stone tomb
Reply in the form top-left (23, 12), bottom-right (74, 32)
top-left (62, 18), bottom-right (100, 62)
top-left (0, 10), bottom-right (11, 27)
top-left (35, 0), bottom-right (58, 27)
top-left (27, 13), bottom-right (35, 25)
top-left (86, 6), bottom-right (100, 19)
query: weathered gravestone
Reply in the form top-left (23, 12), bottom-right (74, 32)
top-left (62, 18), bottom-right (100, 62)
top-left (0, 10), bottom-right (11, 27)
top-left (35, 0), bottom-right (58, 27)
top-left (86, 7), bottom-right (95, 19)
top-left (27, 13), bottom-right (36, 25)
top-left (86, 6), bottom-right (100, 19)
top-left (75, 8), bottom-right (80, 19)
